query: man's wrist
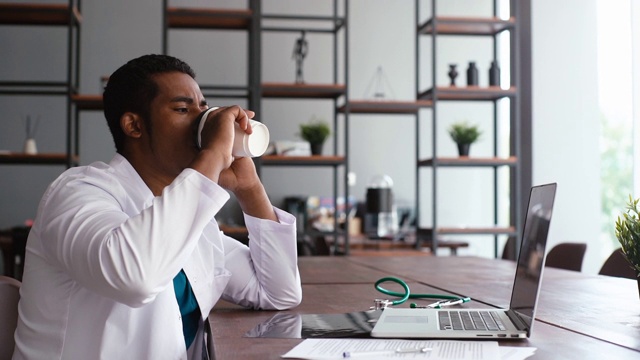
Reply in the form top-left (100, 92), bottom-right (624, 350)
top-left (189, 149), bottom-right (229, 183)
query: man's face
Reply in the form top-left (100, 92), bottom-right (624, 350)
top-left (143, 71), bottom-right (208, 177)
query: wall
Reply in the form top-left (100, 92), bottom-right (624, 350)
top-left (531, 0), bottom-right (603, 273)
top-left (0, 0), bottom-right (605, 272)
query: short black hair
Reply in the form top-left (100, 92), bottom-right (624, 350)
top-left (103, 54), bottom-right (196, 153)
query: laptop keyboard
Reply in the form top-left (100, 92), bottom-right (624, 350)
top-left (438, 311), bottom-right (507, 331)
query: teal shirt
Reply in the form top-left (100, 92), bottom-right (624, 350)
top-left (173, 270), bottom-right (201, 349)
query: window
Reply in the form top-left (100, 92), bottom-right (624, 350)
top-left (597, 0), bottom-right (639, 247)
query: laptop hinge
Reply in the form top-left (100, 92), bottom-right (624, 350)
top-left (505, 310), bottom-right (530, 332)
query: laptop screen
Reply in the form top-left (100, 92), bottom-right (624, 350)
top-left (509, 183), bottom-right (557, 333)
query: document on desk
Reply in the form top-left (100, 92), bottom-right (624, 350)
top-left (281, 338), bottom-right (501, 360)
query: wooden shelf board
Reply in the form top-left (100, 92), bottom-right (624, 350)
top-left (72, 94), bottom-right (103, 110)
top-left (0, 3), bottom-right (82, 26)
top-left (436, 226), bottom-right (516, 235)
top-left (418, 156), bottom-right (517, 167)
top-left (166, 7), bottom-right (252, 30)
top-left (419, 226), bottom-right (516, 236)
top-left (261, 155), bottom-right (345, 166)
top-left (0, 153), bottom-right (77, 165)
top-left (419, 86), bottom-right (516, 101)
top-left (419, 16), bottom-right (515, 36)
top-left (262, 83), bottom-right (346, 99)
top-left (338, 100), bottom-right (433, 114)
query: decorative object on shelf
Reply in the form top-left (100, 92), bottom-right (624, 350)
top-left (298, 118), bottom-right (330, 155)
top-left (489, 61), bottom-right (501, 87)
top-left (365, 174), bottom-right (398, 239)
top-left (466, 61), bottom-right (478, 86)
top-left (23, 115), bottom-right (40, 155)
top-left (100, 76), bottom-right (110, 91)
top-left (448, 64), bottom-right (458, 86)
top-left (614, 195), bottom-right (640, 295)
top-left (364, 66), bottom-right (396, 100)
top-left (447, 121), bottom-right (482, 157)
top-left (273, 140), bottom-right (311, 156)
top-left (292, 30), bottom-right (308, 84)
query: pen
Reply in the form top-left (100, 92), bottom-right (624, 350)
top-left (343, 347), bottom-right (432, 358)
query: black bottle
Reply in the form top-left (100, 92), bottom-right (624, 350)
top-left (466, 61), bottom-right (478, 86)
top-left (489, 61), bottom-right (501, 86)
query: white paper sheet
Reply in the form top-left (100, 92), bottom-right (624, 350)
top-left (281, 339), bottom-right (502, 360)
top-left (499, 346), bottom-right (537, 360)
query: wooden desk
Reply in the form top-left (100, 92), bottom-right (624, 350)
top-left (349, 256), bottom-right (640, 351)
top-left (208, 256), bottom-right (640, 359)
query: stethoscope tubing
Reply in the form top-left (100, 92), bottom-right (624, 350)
top-left (374, 276), bottom-right (469, 307)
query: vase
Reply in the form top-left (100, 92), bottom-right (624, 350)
top-left (489, 61), bottom-right (500, 86)
top-left (457, 143), bottom-right (470, 157)
top-left (23, 138), bottom-right (37, 155)
top-left (310, 142), bottom-right (324, 156)
top-left (447, 64), bottom-right (458, 86)
top-left (466, 61), bottom-right (478, 86)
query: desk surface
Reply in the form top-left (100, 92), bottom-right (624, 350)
top-left (209, 256), bottom-right (640, 359)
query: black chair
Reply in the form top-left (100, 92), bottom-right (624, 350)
top-left (545, 242), bottom-right (587, 272)
top-left (0, 275), bottom-right (21, 360)
top-left (599, 248), bottom-right (637, 279)
top-left (501, 236), bottom-right (517, 261)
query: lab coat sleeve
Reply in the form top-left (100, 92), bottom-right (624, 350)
top-left (36, 168), bottom-right (229, 307)
top-left (220, 207), bottom-right (302, 310)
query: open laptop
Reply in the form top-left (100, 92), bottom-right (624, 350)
top-left (371, 183), bottom-right (557, 340)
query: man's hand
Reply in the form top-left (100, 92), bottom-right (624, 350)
top-left (189, 106), bottom-right (277, 221)
top-left (189, 106), bottom-right (254, 183)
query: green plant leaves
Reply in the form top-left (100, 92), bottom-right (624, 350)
top-left (448, 122), bottom-right (481, 145)
top-left (299, 120), bottom-right (331, 145)
top-left (614, 195), bottom-right (640, 276)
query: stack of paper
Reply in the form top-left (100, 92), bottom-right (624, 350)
top-left (282, 338), bottom-right (536, 360)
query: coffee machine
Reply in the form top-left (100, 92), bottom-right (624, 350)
top-left (364, 174), bottom-right (398, 239)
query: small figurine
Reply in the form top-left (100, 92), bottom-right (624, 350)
top-left (292, 31), bottom-right (308, 84)
top-left (448, 64), bottom-right (458, 86)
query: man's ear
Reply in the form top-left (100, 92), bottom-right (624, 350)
top-left (120, 112), bottom-right (143, 139)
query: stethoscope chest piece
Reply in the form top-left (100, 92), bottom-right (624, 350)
top-left (371, 299), bottom-right (393, 310)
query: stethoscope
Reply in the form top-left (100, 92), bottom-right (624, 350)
top-left (372, 277), bottom-right (471, 310)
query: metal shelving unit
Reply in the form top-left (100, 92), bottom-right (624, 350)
top-left (415, 0), bottom-right (521, 257)
top-left (259, 1), bottom-right (350, 255)
top-left (158, 1), bottom-right (350, 255)
top-left (0, 1), bottom-right (82, 168)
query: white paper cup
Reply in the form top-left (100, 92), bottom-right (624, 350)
top-left (197, 107), bottom-right (269, 157)
top-left (233, 119), bottom-right (269, 157)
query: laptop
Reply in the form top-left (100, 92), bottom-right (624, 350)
top-left (371, 183), bottom-right (557, 340)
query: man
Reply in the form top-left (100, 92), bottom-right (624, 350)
top-left (13, 54), bottom-right (302, 359)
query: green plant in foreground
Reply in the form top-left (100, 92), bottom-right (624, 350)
top-left (614, 195), bottom-right (640, 276)
top-left (448, 122), bottom-right (482, 145)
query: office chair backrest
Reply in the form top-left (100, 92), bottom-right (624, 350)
top-left (0, 276), bottom-right (20, 360)
top-left (501, 236), bottom-right (517, 261)
top-left (599, 248), bottom-right (637, 280)
top-left (545, 242), bottom-right (587, 272)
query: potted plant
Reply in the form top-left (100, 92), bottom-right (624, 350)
top-left (447, 121), bottom-right (482, 156)
top-left (614, 196), bottom-right (640, 288)
top-left (299, 119), bottom-right (331, 155)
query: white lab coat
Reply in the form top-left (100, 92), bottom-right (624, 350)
top-left (13, 154), bottom-right (302, 360)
